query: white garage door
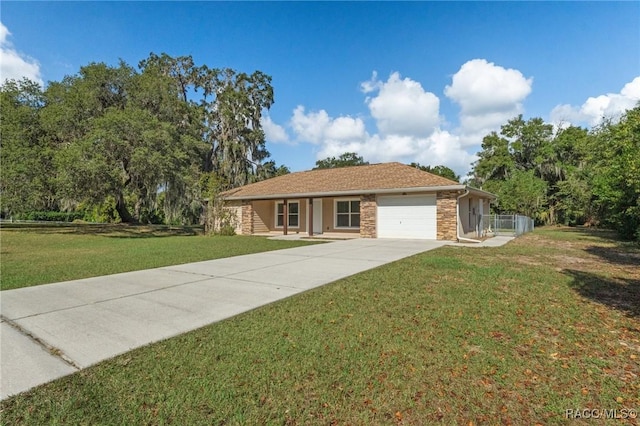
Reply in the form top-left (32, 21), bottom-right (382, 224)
top-left (377, 195), bottom-right (437, 239)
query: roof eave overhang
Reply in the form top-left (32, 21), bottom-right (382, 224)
top-left (465, 186), bottom-right (498, 199)
top-left (222, 185), bottom-right (472, 201)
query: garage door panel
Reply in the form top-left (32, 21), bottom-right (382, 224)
top-left (377, 195), bottom-right (437, 239)
top-left (378, 196), bottom-right (434, 207)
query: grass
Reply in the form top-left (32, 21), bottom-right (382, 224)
top-left (0, 223), bottom-right (317, 290)
top-left (1, 227), bottom-right (639, 424)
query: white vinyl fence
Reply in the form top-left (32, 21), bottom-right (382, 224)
top-left (479, 214), bottom-right (535, 237)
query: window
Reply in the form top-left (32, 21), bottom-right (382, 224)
top-left (276, 201), bottom-right (299, 228)
top-left (335, 199), bottom-right (360, 228)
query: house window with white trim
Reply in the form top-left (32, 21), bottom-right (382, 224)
top-left (276, 201), bottom-right (299, 228)
top-left (335, 199), bottom-right (360, 228)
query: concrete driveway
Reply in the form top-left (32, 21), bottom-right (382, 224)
top-left (1, 238), bottom-right (447, 400)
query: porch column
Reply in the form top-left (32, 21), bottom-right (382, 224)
top-left (360, 194), bottom-right (377, 238)
top-left (283, 199), bottom-right (288, 235)
top-left (241, 200), bottom-right (253, 235)
top-left (308, 198), bottom-right (314, 236)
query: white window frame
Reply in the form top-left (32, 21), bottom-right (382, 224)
top-left (334, 198), bottom-right (361, 229)
top-left (275, 200), bottom-right (300, 229)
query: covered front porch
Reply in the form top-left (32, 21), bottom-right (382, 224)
top-left (237, 196), bottom-right (369, 238)
top-left (458, 194), bottom-right (492, 239)
top-left (253, 231), bottom-right (362, 240)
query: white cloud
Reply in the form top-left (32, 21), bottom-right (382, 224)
top-left (550, 76), bottom-right (640, 127)
top-left (363, 71), bottom-right (440, 137)
top-left (325, 116), bottom-right (368, 141)
top-left (288, 103), bottom-right (473, 177)
top-left (445, 59), bottom-right (533, 145)
top-left (313, 129), bottom-right (475, 178)
top-left (415, 130), bottom-right (477, 176)
top-left (286, 61), bottom-right (534, 177)
top-left (261, 114), bottom-right (290, 144)
top-left (445, 59), bottom-right (532, 115)
top-left (0, 23), bottom-right (9, 42)
top-left (0, 22), bottom-right (42, 86)
top-left (360, 70), bottom-right (380, 94)
top-left (290, 106), bottom-right (331, 144)
top-left (290, 105), bottom-right (367, 145)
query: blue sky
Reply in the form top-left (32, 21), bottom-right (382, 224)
top-left (2, 1), bottom-right (639, 176)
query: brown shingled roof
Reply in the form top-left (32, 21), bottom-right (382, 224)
top-left (221, 162), bottom-right (464, 200)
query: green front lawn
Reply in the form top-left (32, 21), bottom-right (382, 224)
top-left (1, 227), bottom-right (639, 424)
top-left (0, 223), bottom-right (316, 290)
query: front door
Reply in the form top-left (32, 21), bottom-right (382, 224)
top-left (313, 198), bottom-right (323, 234)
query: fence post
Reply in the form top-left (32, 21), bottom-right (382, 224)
top-left (517, 215), bottom-right (522, 236)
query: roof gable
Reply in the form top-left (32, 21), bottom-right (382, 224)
top-left (221, 162), bottom-right (464, 200)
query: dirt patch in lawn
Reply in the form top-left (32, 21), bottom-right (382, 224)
top-left (512, 228), bottom-right (640, 276)
top-left (509, 227), bottom-right (640, 319)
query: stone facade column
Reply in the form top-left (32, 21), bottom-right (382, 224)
top-left (241, 200), bottom-right (253, 235)
top-left (360, 194), bottom-right (377, 238)
top-left (437, 191), bottom-right (460, 240)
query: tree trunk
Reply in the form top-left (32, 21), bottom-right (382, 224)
top-left (115, 192), bottom-right (135, 223)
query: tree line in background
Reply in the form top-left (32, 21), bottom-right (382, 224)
top-left (0, 51), bottom-right (466, 230)
top-left (2, 54), bottom-right (637, 240)
top-left (311, 111), bottom-right (640, 241)
top-left (313, 152), bottom-right (461, 182)
top-left (470, 108), bottom-right (640, 241)
top-left (1, 53), bottom-right (289, 225)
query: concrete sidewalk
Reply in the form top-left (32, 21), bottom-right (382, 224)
top-left (1, 238), bottom-right (447, 400)
top-left (447, 235), bottom-right (515, 247)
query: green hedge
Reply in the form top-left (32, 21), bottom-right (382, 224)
top-left (16, 211), bottom-right (85, 222)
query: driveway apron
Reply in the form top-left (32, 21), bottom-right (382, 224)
top-left (1, 238), bottom-right (445, 399)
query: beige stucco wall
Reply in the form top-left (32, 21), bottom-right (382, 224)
top-left (458, 196), bottom-right (471, 235)
top-left (458, 195), bottom-right (492, 238)
top-left (252, 200), bottom-right (272, 233)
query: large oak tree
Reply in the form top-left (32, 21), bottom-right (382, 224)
top-left (1, 53), bottom-right (284, 224)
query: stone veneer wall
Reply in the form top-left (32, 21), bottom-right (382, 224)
top-left (437, 191), bottom-right (460, 240)
top-left (241, 200), bottom-right (253, 235)
top-left (360, 194), bottom-right (377, 238)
